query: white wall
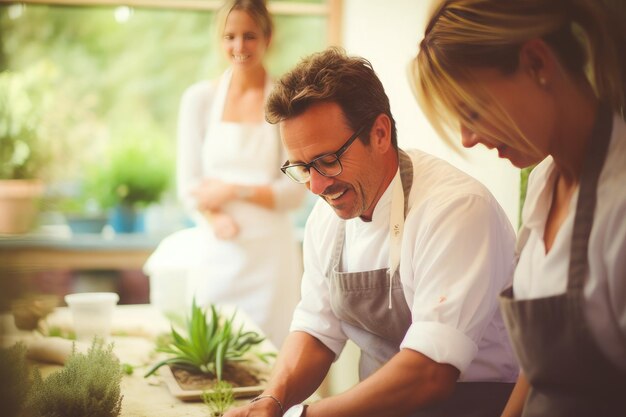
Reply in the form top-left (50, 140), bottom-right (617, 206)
top-left (342, 0), bottom-right (521, 227)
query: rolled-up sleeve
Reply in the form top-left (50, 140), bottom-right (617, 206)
top-left (400, 193), bottom-right (515, 373)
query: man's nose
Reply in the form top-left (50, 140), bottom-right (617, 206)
top-left (460, 124), bottom-right (479, 148)
top-left (308, 168), bottom-right (333, 196)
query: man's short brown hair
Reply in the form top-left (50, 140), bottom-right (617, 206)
top-left (266, 47), bottom-right (397, 148)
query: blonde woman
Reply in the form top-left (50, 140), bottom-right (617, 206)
top-left (171, 0), bottom-right (305, 347)
top-left (414, 0), bottom-right (625, 416)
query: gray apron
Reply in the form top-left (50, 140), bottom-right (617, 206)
top-left (499, 105), bottom-right (626, 417)
top-left (328, 150), bottom-right (513, 417)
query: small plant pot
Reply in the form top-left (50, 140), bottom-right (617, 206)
top-left (0, 179), bottom-right (44, 235)
top-left (66, 214), bottom-right (108, 234)
top-left (109, 204), bottom-right (145, 233)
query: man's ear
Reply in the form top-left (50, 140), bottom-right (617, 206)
top-left (369, 113), bottom-right (393, 153)
top-left (519, 38), bottom-right (557, 88)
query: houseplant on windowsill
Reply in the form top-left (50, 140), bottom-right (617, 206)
top-left (57, 194), bottom-right (108, 235)
top-left (90, 129), bottom-right (172, 234)
top-left (0, 65), bottom-right (53, 234)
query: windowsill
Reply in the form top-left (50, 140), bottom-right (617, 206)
top-left (0, 225), bottom-right (167, 251)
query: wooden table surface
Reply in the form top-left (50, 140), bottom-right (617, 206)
top-left (1, 304), bottom-right (276, 416)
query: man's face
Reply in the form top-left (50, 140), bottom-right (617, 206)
top-left (280, 102), bottom-right (381, 220)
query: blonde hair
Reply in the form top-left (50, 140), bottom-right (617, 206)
top-left (215, 0), bottom-right (273, 41)
top-left (412, 0), bottom-right (625, 149)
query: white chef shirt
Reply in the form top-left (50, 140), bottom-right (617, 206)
top-left (514, 114), bottom-right (626, 370)
top-left (291, 149), bottom-right (519, 382)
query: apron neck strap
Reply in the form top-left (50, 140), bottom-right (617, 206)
top-left (387, 150), bottom-right (413, 308)
top-left (328, 150), bottom-right (414, 308)
top-left (568, 104), bottom-right (613, 290)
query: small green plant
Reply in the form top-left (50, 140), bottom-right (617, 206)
top-left (120, 363), bottom-right (135, 376)
top-left (47, 325), bottom-right (77, 340)
top-left (0, 343), bottom-right (30, 417)
top-left (144, 301), bottom-right (268, 381)
top-left (88, 128), bottom-right (172, 210)
top-left (202, 380), bottom-right (235, 417)
top-left (24, 339), bottom-right (123, 417)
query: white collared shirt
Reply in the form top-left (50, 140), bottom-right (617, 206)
top-left (291, 149), bottom-right (518, 382)
top-left (514, 114), bottom-right (626, 370)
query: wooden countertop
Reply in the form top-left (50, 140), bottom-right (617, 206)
top-left (1, 304), bottom-right (277, 416)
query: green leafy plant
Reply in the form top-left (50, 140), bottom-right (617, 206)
top-left (24, 339), bottom-right (123, 417)
top-left (87, 128), bottom-right (172, 210)
top-left (202, 380), bottom-right (235, 417)
top-left (144, 301), bottom-right (268, 381)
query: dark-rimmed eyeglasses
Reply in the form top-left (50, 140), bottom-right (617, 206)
top-left (280, 122), bottom-right (369, 184)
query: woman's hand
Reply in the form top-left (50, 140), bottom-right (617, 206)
top-left (207, 210), bottom-right (240, 240)
top-left (193, 178), bottom-right (236, 211)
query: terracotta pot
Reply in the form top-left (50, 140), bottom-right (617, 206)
top-left (0, 179), bottom-right (44, 235)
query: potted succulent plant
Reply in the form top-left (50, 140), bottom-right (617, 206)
top-left (145, 301), bottom-right (274, 400)
top-left (0, 65), bottom-right (54, 234)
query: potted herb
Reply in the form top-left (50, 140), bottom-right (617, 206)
top-left (60, 196), bottom-right (109, 234)
top-left (90, 128), bottom-right (172, 233)
top-left (53, 181), bottom-right (109, 235)
top-left (0, 64), bottom-right (54, 234)
top-left (0, 339), bottom-right (123, 417)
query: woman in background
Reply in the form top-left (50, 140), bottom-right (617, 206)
top-left (172, 0), bottom-right (305, 347)
top-left (413, 0), bottom-right (625, 415)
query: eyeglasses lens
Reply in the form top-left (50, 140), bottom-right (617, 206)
top-left (285, 155), bottom-right (342, 183)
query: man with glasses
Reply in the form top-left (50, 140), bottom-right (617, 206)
top-left (225, 47), bottom-right (517, 417)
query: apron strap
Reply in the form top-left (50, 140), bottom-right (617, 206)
top-left (208, 68), bottom-right (232, 125)
top-left (387, 149), bottom-right (414, 307)
top-left (398, 149), bottom-right (414, 217)
top-left (567, 104), bottom-right (613, 290)
top-left (327, 149), bottom-right (414, 308)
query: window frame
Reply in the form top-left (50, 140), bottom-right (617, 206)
top-left (9, 0), bottom-right (343, 45)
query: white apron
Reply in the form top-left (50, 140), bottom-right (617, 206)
top-left (186, 69), bottom-right (301, 348)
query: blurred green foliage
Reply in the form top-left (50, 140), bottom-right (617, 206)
top-left (0, 63), bottom-right (55, 179)
top-left (0, 3), bottom-right (326, 204)
top-left (518, 166), bottom-right (534, 229)
top-left (86, 127), bottom-right (173, 209)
